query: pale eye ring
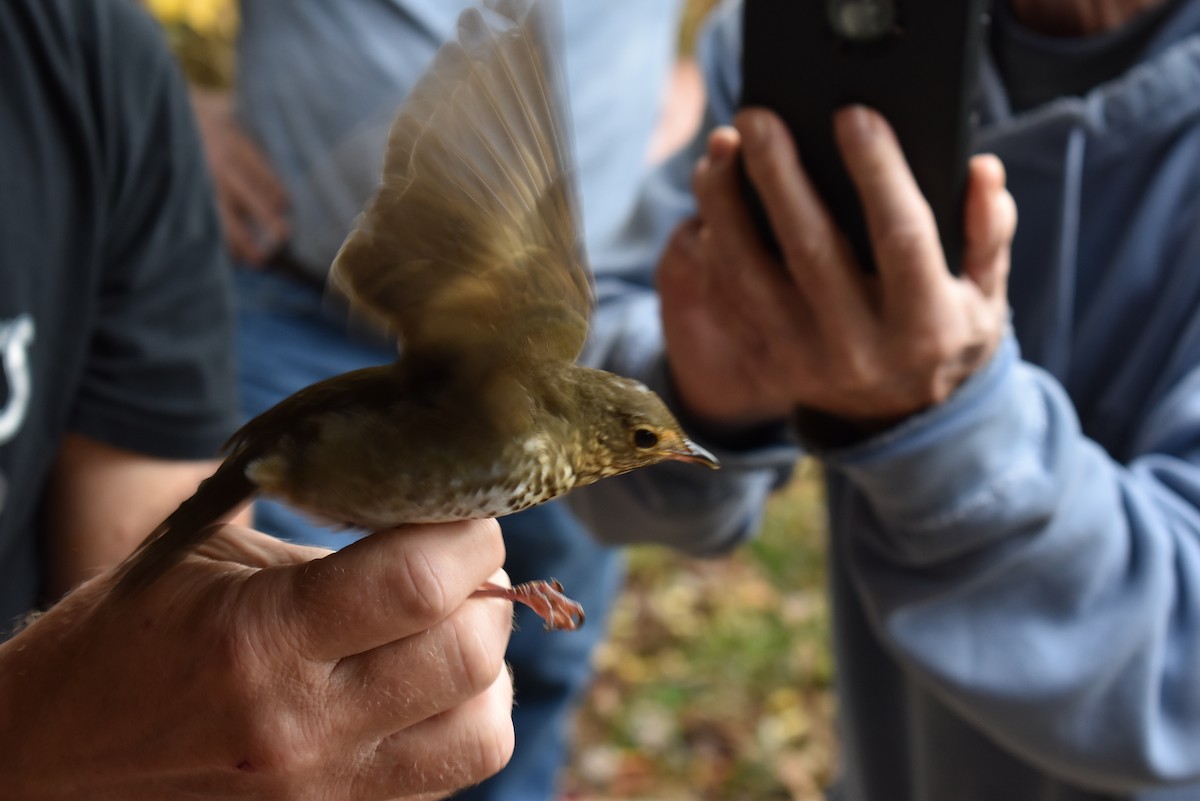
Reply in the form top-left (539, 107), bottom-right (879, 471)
top-left (633, 428), bottom-right (659, 449)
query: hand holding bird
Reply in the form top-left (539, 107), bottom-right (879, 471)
top-left (115, 0), bottom-right (717, 629)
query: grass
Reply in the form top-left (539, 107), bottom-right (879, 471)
top-left (563, 461), bottom-right (837, 801)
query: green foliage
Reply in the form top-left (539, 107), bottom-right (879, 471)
top-left (565, 462), bottom-right (837, 800)
top-left (146, 0), bottom-right (236, 88)
top-left (679, 0), bottom-right (723, 55)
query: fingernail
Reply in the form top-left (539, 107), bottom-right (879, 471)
top-left (835, 105), bottom-right (876, 142)
top-left (707, 127), bottom-right (738, 165)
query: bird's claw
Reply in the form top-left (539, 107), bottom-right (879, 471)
top-left (473, 578), bottom-right (585, 631)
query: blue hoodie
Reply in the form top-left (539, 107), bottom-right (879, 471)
top-left (573, 1), bottom-right (1200, 798)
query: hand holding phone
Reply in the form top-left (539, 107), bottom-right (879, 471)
top-left (740, 0), bottom-right (989, 273)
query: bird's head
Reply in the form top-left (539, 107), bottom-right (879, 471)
top-left (571, 370), bottom-right (719, 484)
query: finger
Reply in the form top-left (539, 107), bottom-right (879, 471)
top-left (277, 518), bottom-right (507, 661)
top-left (659, 218), bottom-right (776, 352)
top-left (222, 164), bottom-right (290, 254)
top-left (696, 228), bottom-right (775, 355)
top-left (330, 568), bottom-right (513, 737)
top-left (706, 124), bottom-right (739, 163)
top-left (191, 87), bottom-right (287, 215)
top-left (688, 124), bottom-right (740, 201)
top-left (834, 105), bottom-right (945, 311)
top-left (658, 219), bottom-right (757, 360)
top-left (356, 667), bottom-right (515, 801)
top-left (658, 219), bottom-right (781, 423)
top-left (961, 154), bottom-right (1016, 302)
top-left (691, 123), bottom-right (808, 344)
top-left (737, 109), bottom-right (868, 304)
top-left (215, 200), bottom-right (271, 265)
top-left (657, 217), bottom-right (709, 310)
top-left (229, 134), bottom-right (289, 212)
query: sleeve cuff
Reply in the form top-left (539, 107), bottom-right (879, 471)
top-left (818, 334), bottom-right (1040, 534)
top-left (646, 353), bottom-right (802, 475)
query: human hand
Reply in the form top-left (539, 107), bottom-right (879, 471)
top-left (190, 87), bottom-right (289, 265)
top-left (659, 106), bottom-right (1016, 434)
top-left (1, 520), bottom-right (514, 801)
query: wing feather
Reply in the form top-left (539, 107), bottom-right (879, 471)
top-left (329, 0), bottom-right (592, 367)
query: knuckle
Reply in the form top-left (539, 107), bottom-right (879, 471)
top-left (693, 168), bottom-right (720, 212)
top-left (391, 548), bottom-right (452, 627)
top-left (290, 556), bottom-right (352, 629)
top-left (463, 688), bottom-right (516, 783)
top-left (875, 221), bottom-right (930, 265)
top-left (909, 326), bottom-right (954, 364)
top-left (778, 232), bottom-right (829, 272)
top-left (215, 598), bottom-right (287, 689)
top-left (835, 344), bottom-right (880, 391)
top-left (743, 110), bottom-right (782, 157)
top-left (663, 223), bottom-right (697, 271)
top-left (446, 614), bottom-right (506, 698)
top-left (211, 617), bottom-right (329, 787)
top-left (469, 717), bottom-right (516, 784)
top-left (230, 709), bottom-right (323, 789)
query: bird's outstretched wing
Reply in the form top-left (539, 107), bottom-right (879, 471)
top-left (329, 0), bottom-right (591, 369)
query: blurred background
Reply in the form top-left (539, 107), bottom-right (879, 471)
top-left (144, 1), bottom-right (836, 798)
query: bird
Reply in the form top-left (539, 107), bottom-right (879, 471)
top-left (113, 0), bottom-right (717, 630)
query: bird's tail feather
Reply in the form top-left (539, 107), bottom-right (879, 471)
top-left (112, 460), bottom-right (256, 596)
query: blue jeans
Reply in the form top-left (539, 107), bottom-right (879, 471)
top-left (234, 269), bottom-right (623, 800)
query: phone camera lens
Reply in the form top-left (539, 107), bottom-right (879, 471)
top-left (826, 0), bottom-right (896, 42)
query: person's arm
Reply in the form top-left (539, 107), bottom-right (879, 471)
top-left (39, 0), bottom-right (247, 599)
top-left (1, 518), bottom-right (515, 800)
top-left (42, 433), bottom-right (251, 598)
top-left (570, 2), bottom-right (797, 556)
top-left (188, 86), bottom-right (289, 265)
top-left (823, 334), bottom-right (1200, 791)
top-left (136, 1), bottom-right (288, 264)
top-left (663, 20), bottom-right (1200, 789)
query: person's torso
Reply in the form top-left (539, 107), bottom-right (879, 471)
top-left (0, 0), bottom-right (120, 631)
top-left (235, 0), bottom-right (684, 271)
top-left (830, 4), bottom-right (1200, 799)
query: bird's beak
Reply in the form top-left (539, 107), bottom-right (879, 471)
top-left (668, 439), bottom-right (720, 470)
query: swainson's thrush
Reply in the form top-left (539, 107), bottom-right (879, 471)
top-left (114, 0), bottom-right (717, 629)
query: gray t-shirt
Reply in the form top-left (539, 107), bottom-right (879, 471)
top-left (992, 0), bottom-right (1183, 111)
top-left (0, 0), bottom-right (239, 631)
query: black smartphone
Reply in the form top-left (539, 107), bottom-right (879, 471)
top-left (740, 0), bottom-right (989, 273)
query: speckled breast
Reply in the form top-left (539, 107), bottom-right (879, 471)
top-left (250, 429), bottom-right (580, 530)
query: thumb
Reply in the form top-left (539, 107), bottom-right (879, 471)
top-left (961, 154), bottom-right (1016, 303)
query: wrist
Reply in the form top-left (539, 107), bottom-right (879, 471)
top-left (663, 362), bottom-right (790, 450)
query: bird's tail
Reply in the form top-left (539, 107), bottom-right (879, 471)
top-left (112, 459), bottom-right (257, 597)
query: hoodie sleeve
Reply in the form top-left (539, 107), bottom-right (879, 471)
top-left (826, 327), bottom-right (1200, 789)
top-left (569, 0), bottom-right (798, 555)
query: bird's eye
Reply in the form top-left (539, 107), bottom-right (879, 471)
top-left (633, 428), bottom-right (659, 449)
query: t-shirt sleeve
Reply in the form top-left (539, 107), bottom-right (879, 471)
top-left (67, 1), bottom-right (240, 460)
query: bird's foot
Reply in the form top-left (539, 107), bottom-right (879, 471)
top-left (472, 578), bottom-right (585, 631)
